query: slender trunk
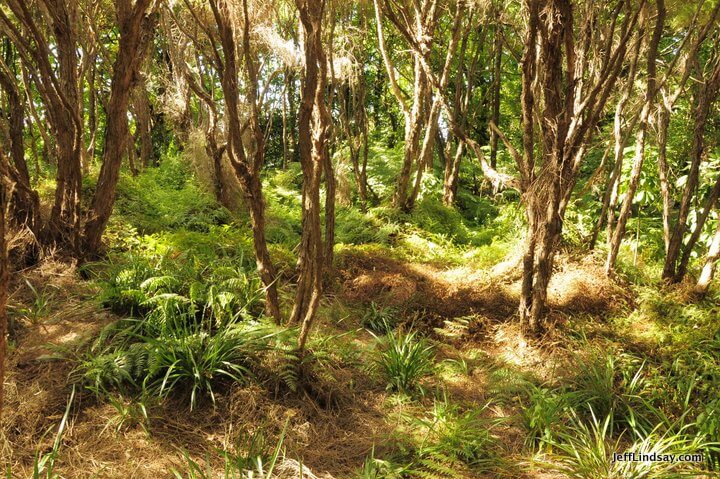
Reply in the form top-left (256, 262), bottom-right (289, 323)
top-left (676, 175), bottom-right (720, 282)
top-left (530, 208), bottom-right (563, 331)
top-left (0, 149), bottom-right (7, 419)
top-left (695, 219), bottom-right (720, 297)
top-left (21, 67), bottom-right (53, 170)
top-left (519, 203), bottom-right (537, 327)
top-left (395, 62), bottom-right (424, 210)
top-left (28, 119), bottom-right (40, 182)
top-left (662, 59), bottom-right (720, 281)
top-left (443, 141), bottom-right (464, 206)
top-left (46, 2), bottom-right (83, 251)
top-left (0, 67), bottom-right (41, 234)
top-left (133, 78), bottom-right (154, 168)
top-left (656, 104), bottom-right (672, 252)
top-left (246, 175), bottom-right (282, 322)
top-left (293, 0), bottom-right (330, 352)
top-left (489, 26), bottom-right (502, 169)
top-left (86, 59), bottom-right (98, 170)
top-left (323, 136), bottom-right (336, 272)
top-left (407, 97), bottom-right (441, 210)
top-left (206, 138), bottom-right (231, 209)
top-left (606, 0), bottom-right (664, 275)
top-left (127, 133), bottom-right (139, 176)
top-left (591, 36), bottom-right (641, 250)
top-left (282, 68), bottom-right (290, 170)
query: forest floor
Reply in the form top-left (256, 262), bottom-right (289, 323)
top-left (4, 252), bottom-right (613, 478)
top-left (2, 156), bottom-right (719, 478)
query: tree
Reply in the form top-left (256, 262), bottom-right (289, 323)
top-left (0, 0), bottom-right (85, 250)
top-left (84, 0), bottom-right (158, 255)
top-left (206, 0), bottom-right (283, 322)
top-left (372, 0), bottom-right (443, 211)
top-left (291, 0), bottom-right (333, 351)
top-left (605, 0), bottom-right (665, 275)
top-left (0, 50), bottom-right (41, 237)
top-left (435, 0), bottom-right (642, 333)
top-left (0, 148), bottom-right (8, 419)
top-left (662, 34), bottom-right (720, 282)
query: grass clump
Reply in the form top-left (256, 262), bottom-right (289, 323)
top-left (570, 351), bottom-right (656, 433)
top-left (375, 329), bottom-right (435, 394)
top-left (545, 412), bottom-right (709, 479)
top-left (76, 317), bottom-right (274, 410)
top-left (172, 424), bottom-right (288, 478)
top-left (362, 302), bottom-right (401, 333)
top-left (521, 385), bottom-right (577, 451)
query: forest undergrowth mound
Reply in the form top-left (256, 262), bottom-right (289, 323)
top-left (338, 249), bottom-right (631, 326)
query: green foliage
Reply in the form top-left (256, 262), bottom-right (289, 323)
top-left (375, 329), bottom-right (436, 394)
top-left (97, 233), bottom-right (260, 320)
top-left (76, 318), bottom-right (273, 410)
top-left (11, 280), bottom-right (55, 324)
top-left (362, 302), bottom-right (401, 333)
top-left (172, 423), bottom-right (288, 479)
top-left (521, 385), bottom-right (576, 450)
top-left (143, 320), bottom-right (269, 410)
top-left (570, 351), bottom-right (656, 432)
top-left (415, 398), bottom-right (499, 466)
top-left (357, 449), bottom-right (408, 479)
top-left (114, 155), bottom-right (231, 234)
top-left (545, 412), bottom-right (709, 479)
top-left (103, 393), bottom-right (153, 435)
top-left (27, 387), bottom-right (75, 479)
top-left (336, 207), bottom-right (397, 245)
top-left (696, 399), bottom-right (720, 470)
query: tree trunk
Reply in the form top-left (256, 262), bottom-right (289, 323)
top-left (489, 26), bottom-right (502, 169)
top-left (84, 0), bottom-right (156, 255)
top-left (676, 175), bottom-right (720, 282)
top-left (662, 58), bottom-right (720, 282)
top-left (695, 219), bottom-right (720, 297)
top-left (656, 104), bottom-right (672, 253)
top-left (0, 64), bottom-right (41, 234)
top-left (207, 0), bottom-right (282, 322)
top-left (245, 174), bottom-right (282, 322)
top-left (86, 58), bottom-right (98, 171)
top-left (606, 0), bottom-right (665, 275)
top-left (43, 0), bottom-right (84, 251)
top-left (132, 77), bottom-right (154, 168)
top-left (589, 33), bottom-right (641, 251)
top-left (293, 0), bottom-right (331, 352)
top-left (443, 141), bottom-right (464, 206)
top-left (0, 149), bottom-right (7, 419)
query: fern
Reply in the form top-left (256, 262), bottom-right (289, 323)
top-left (413, 453), bottom-right (464, 479)
top-left (277, 350), bottom-right (301, 392)
top-left (140, 275), bottom-right (179, 293)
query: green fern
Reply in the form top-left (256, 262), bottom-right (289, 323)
top-left (412, 453), bottom-right (464, 479)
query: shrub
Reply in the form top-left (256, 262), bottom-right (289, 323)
top-left (114, 155), bottom-right (231, 234)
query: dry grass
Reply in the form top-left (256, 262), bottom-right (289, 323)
top-left (2, 250), bottom-right (633, 478)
